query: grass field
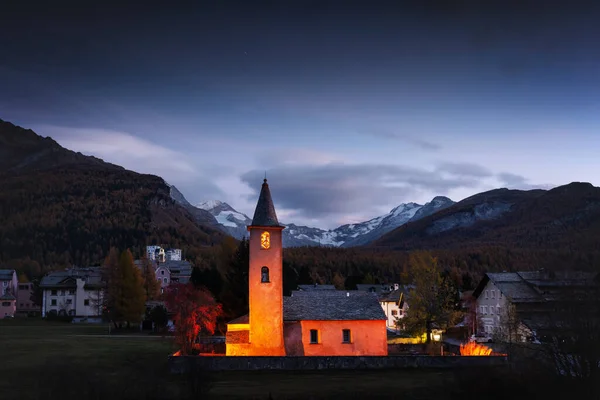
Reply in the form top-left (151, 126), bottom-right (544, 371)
top-left (0, 319), bottom-right (467, 399)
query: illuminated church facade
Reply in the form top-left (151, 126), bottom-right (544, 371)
top-left (225, 179), bottom-right (388, 356)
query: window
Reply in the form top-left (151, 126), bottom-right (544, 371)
top-left (59, 290), bottom-right (64, 296)
top-left (260, 231), bottom-right (270, 249)
top-left (84, 299), bottom-right (90, 306)
top-left (496, 306), bottom-right (501, 315)
top-left (161, 270), bottom-right (165, 275)
top-left (310, 329), bottom-right (319, 344)
top-left (2, 281), bottom-right (7, 287)
top-left (391, 310), bottom-right (398, 316)
top-left (19, 284), bottom-right (28, 290)
top-left (1, 302), bottom-right (10, 307)
top-left (51, 299), bottom-right (57, 306)
top-left (261, 266), bottom-right (270, 283)
top-left (163, 278), bottom-right (167, 284)
top-left (66, 299), bottom-right (72, 305)
top-left (485, 290), bottom-right (489, 299)
top-left (490, 306), bottom-right (494, 315)
top-left (491, 290), bottom-right (495, 299)
top-left (68, 289), bottom-right (75, 295)
top-left (51, 290), bottom-right (57, 296)
top-left (342, 329), bottom-right (351, 343)
top-left (484, 306), bottom-right (488, 314)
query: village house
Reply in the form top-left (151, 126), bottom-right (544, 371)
top-left (134, 256), bottom-right (192, 294)
top-left (0, 269), bottom-right (18, 318)
top-left (472, 270), bottom-right (599, 343)
top-left (40, 267), bottom-right (104, 322)
top-left (225, 179), bottom-right (388, 356)
top-left (0, 269), bottom-right (17, 296)
top-left (355, 283), bottom-right (413, 329)
top-left (16, 282), bottom-right (39, 316)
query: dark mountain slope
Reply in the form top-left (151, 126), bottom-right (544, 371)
top-left (373, 183), bottom-right (600, 253)
top-left (0, 119), bottom-right (226, 275)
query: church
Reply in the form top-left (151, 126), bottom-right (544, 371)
top-left (225, 179), bottom-right (388, 356)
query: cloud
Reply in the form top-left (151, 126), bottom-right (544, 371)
top-left (256, 148), bottom-right (346, 167)
top-left (436, 162), bottom-right (493, 178)
top-left (497, 172), bottom-right (555, 191)
top-left (240, 162), bottom-right (488, 228)
top-left (30, 124), bottom-right (227, 202)
top-left (358, 129), bottom-right (442, 150)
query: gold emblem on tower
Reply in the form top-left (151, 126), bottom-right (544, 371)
top-left (260, 231), bottom-right (270, 249)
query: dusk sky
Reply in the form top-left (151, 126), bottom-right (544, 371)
top-left (2, 2), bottom-right (600, 229)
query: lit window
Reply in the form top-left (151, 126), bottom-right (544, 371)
top-left (310, 329), bottom-right (319, 344)
top-left (342, 329), bottom-right (351, 343)
top-left (260, 231), bottom-right (270, 249)
top-left (261, 267), bottom-right (270, 283)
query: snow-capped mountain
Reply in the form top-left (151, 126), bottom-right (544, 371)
top-left (172, 184), bottom-right (456, 246)
top-left (196, 200), bottom-right (251, 239)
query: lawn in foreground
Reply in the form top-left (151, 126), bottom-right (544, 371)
top-left (1, 319), bottom-right (461, 399)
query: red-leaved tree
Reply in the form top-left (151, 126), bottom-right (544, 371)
top-left (164, 283), bottom-right (223, 355)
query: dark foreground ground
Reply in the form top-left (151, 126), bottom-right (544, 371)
top-left (0, 319), bottom-right (584, 400)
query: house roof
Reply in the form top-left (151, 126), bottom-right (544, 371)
top-left (0, 269), bottom-right (16, 280)
top-left (250, 179), bottom-right (282, 227)
top-left (473, 271), bottom-right (600, 304)
top-left (227, 314), bottom-right (249, 325)
top-left (284, 291), bottom-right (386, 321)
top-left (0, 293), bottom-right (16, 301)
top-left (39, 268), bottom-right (103, 289)
top-left (297, 284), bottom-right (336, 291)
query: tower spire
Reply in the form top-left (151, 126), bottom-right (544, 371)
top-left (251, 178), bottom-right (280, 227)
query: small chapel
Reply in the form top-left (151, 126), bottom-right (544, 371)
top-left (225, 179), bottom-right (388, 356)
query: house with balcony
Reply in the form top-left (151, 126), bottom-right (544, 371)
top-left (40, 267), bottom-right (104, 322)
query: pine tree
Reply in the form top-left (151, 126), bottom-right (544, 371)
top-left (101, 247), bottom-right (122, 325)
top-left (141, 256), bottom-right (160, 301)
top-left (119, 249), bottom-right (146, 325)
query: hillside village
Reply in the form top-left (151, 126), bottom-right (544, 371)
top-left (3, 179), bottom-right (598, 366)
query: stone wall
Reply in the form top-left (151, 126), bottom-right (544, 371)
top-left (169, 355), bottom-right (508, 374)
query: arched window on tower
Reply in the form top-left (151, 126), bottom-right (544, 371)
top-left (261, 266), bottom-right (270, 283)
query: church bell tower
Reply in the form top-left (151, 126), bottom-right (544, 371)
top-left (247, 178), bottom-right (285, 355)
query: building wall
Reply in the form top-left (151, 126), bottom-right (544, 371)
top-left (475, 281), bottom-right (509, 335)
top-left (248, 226), bottom-right (285, 356)
top-left (380, 301), bottom-right (408, 328)
top-left (42, 280), bottom-right (103, 317)
top-left (1, 270), bottom-right (18, 296)
top-left (156, 266), bottom-right (171, 289)
top-left (17, 283), bottom-right (38, 314)
top-left (0, 298), bottom-right (16, 317)
top-left (294, 320), bottom-right (388, 356)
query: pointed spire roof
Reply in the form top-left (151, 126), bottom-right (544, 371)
top-left (251, 179), bottom-right (281, 227)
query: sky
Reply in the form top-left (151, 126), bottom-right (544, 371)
top-left (1, 1), bottom-right (600, 229)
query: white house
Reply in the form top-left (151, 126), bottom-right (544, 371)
top-left (472, 271), bottom-right (598, 343)
top-left (40, 267), bottom-right (104, 322)
top-left (165, 248), bottom-right (182, 261)
top-left (355, 283), bottom-right (413, 329)
top-left (146, 246), bottom-right (182, 262)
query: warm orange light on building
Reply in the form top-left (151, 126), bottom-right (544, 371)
top-left (260, 231), bottom-right (270, 249)
top-left (172, 350), bottom-right (182, 357)
top-left (460, 341), bottom-right (493, 356)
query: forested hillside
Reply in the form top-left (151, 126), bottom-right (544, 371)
top-left (0, 119), bottom-right (226, 277)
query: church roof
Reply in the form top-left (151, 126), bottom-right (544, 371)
top-left (283, 291), bottom-right (386, 321)
top-left (250, 179), bottom-right (282, 227)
